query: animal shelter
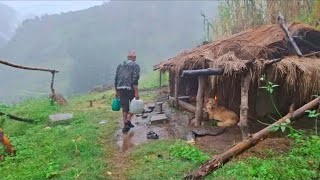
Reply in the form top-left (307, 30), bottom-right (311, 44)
top-left (154, 22), bottom-right (320, 139)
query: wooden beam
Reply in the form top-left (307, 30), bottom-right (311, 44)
top-left (168, 96), bottom-right (208, 116)
top-left (278, 13), bottom-right (303, 57)
top-left (195, 76), bottom-right (206, 126)
top-left (184, 97), bottom-right (320, 179)
top-left (239, 73), bottom-right (251, 139)
top-left (302, 51), bottom-right (320, 57)
top-left (181, 68), bottom-right (224, 77)
top-left (0, 59), bottom-right (58, 73)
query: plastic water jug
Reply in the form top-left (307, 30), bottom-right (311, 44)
top-left (111, 98), bottom-right (121, 111)
top-left (129, 98), bottom-right (144, 114)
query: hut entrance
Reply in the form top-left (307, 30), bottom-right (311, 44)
top-left (170, 68), bottom-right (224, 127)
top-left (179, 76), bottom-right (198, 103)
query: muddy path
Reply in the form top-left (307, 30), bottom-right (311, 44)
top-left (107, 90), bottom-right (305, 179)
top-left (115, 102), bottom-right (192, 153)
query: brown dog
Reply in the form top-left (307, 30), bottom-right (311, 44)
top-left (205, 97), bottom-right (239, 127)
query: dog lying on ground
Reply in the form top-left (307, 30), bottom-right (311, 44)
top-left (205, 97), bottom-right (239, 127)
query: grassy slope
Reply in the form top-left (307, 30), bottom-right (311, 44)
top-left (207, 136), bottom-right (320, 180)
top-left (1, 72), bottom-right (319, 180)
top-left (0, 91), bottom-right (120, 180)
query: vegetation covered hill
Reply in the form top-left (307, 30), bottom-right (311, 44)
top-left (0, 1), bottom-right (218, 103)
top-left (0, 3), bottom-right (17, 47)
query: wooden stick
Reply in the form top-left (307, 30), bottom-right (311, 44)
top-left (302, 51), bottom-right (320, 57)
top-left (278, 13), bottom-right (303, 57)
top-left (0, 59), bottom-right (58, 73)
top-left (0, 111), bottom-right (34, 123)
top-left (184, 98), bottom-right (319, 179)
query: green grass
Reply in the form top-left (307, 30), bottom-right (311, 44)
top-left (2, 89), bottom-right (319, 180)
top-left (139, 71), bottom-right (168, 90)
top-left (0, 91), bottom-right (120, 180)
top-left (126, 140), bottom-right (208, 180)
top-left (207, 135), bottom-right (320, 180)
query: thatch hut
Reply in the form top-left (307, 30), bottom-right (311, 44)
top-left (154, 22), bottom-right (320, 139)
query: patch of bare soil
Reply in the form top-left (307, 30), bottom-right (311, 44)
top-left (195, 125), bottom-right (243, 153)
top-left (237, 138), bottom-right (291, 159)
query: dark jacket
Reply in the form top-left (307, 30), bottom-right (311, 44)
top-left (114, 60), bottom-right (140, 90)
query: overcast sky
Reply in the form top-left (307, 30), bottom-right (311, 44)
top-left (1, 1), bottom-right (104, 18)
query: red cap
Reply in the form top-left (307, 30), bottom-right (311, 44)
top-left (128, 50), bottom-right (136, 57)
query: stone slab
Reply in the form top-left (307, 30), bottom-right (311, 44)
top-left (49, 113), bottom-right (73, 122)
top-left (150, 114), bottom-right (168, 124)
top-left (192, 126), bottom-right (225, 136)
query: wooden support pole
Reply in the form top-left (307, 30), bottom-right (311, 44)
top-left (174, 72), bottom-right (180, 108)
top-left (184, 97), bottom-right (320, 179)
top-left (239, 73), bottom-right (251, 139)
top-left (195, 76), bottom-right (206, 126)
top-left (159, 71), bottom-right (162, 89)
top-left (50, 72), bottom-right (56, 95)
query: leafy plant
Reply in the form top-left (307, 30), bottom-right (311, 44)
top-left (170, 140), bottom-right (210, 163)
top-left (306, 108), bottom-right (320, 136)
top-left (259, 74), bottom-right (282, 118)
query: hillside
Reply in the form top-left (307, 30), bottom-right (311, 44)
top-left (0, 3), bottom-right (17, 47)
top-left (0, 1), bottom-right (218, 103)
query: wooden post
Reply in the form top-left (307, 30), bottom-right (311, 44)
top-left (174, 72), bottom-right (180, 108)
top-left (239, 73), bottom-right (251, 139)
top-left (195, 76), bottom-right (206, 126)
top-left (159, 71), bottom-right (162, 89)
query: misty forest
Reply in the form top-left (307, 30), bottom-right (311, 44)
top-left (0, 1), bottom-right (319, 180)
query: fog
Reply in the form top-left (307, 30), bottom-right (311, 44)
top-left (0, 1), bottom-right (219, 104)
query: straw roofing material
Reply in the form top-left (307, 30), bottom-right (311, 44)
top-left (155, 22), bottom-right (320, 102)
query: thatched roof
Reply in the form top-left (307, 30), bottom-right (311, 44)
top-left (155, 22), bottom-right (320, 102)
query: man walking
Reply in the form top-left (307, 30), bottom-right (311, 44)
top-left (114, 50), bottom-right (140, 133)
